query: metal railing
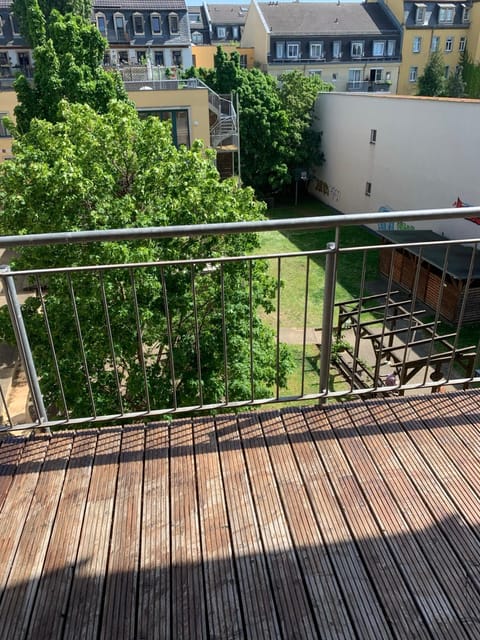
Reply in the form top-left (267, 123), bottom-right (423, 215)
top-left (0, 205), bottom-right (479, 432)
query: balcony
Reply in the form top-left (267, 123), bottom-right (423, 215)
top-left (347, 81), bottom-right (392, 92)
top-left (1, 207), bottom-right (480, 637)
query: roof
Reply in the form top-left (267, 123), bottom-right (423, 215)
top-left (206, 3), bottom-right (249, 24)
top-left (258, 1), bottom-right (398, 36)
top-left (377, 229), bottom-right (480, 280)
top-left (93, 0), bottom-right (187, 9)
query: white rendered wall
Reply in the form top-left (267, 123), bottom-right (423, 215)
top-left (311, 92), bottom-right (480, 239)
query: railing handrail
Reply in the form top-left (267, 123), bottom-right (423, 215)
top-left (1, 205), bottom-right (478, 249)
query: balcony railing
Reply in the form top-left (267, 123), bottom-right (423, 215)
top-left (0, 206), bottom-right (479, 433)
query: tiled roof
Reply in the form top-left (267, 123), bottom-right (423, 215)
top-left (93, 0), bottom-right (187, 9)
top-left (259, 2), bottom-right (399, 36)
top-left (207, 3), bottom-right (249, 24)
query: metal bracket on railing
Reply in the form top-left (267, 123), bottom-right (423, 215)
top-left (0, 266), bottom-right (50, 434)
top-left (319, 242), bottom-right (338, 400)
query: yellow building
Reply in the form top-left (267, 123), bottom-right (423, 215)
top-left (192, 44), bottom-right (255, 69)
top-left (375, 0), bottom-right (473, 94)
top-left (0, 91), bottom-right (16, 162)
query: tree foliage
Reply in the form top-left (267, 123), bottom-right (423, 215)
top-left (189, 48), bottom-right (331, 196)
top-left (460, 49), bottom-right (480, 98)
top-left (417, 52), bottom-right (446, 96)
top-left (12, 0), bottom-right (127, 133)
top-left (0, 101), bottom-right (292, 418)
top-left (13, 0), bottom-right (92, 41)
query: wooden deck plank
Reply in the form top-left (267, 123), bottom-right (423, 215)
top-left (0, 433), bottom-right (72, 640)
top-left (236, 412), bottom-right (319, 639)
top-left (27, 431), bottom-right (98, 640)
top-left (282, 407), bottom-right (394, 640)
top-left (100, 425), bottom-right (145, 640)
top-left (138, 422), bottom-right (171, 640)
top-left (343, 400), bottom-right (476, 638)
top-left (0, 438), bottom-right (26, 511)
top-left (63, 427), bottom-right (122, 640)
top-left (170, 418), bottom-right (206, 640)
top-left (259, 411), bottom-right (356, 640)
top-left (193, 416), bottom-right (244, 639)
top-left (215, 414), bottom-right (281, 640)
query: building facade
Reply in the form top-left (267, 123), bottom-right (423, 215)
top-left (241, 1), bottom-right (402, 92)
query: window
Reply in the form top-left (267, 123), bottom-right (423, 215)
top-left (189, 12), bottom-right (201, 23)
top-left (217, 26), bottom-right (226, 39)
top-left (431, 36), bottom-right (440, 52)
top-left (133, 13), bottom-right (144, 35)
top-left (309, 69), bottom-right (322, 77)
top-left (139, 109), bottom-right (190, 147)
top-left (332, 40), bottom-right (342, 59)
top-left (310, 42), bottom-right (324, 59)
top-left (232, 26), bottom-right (239, 39)
top-left (387, 40), bottom-right (396, 56)
top-left (169, 13), bottom-right (179, 34)
top-left (287, 43), bottom-right (300, 58)
top-left (444, 65), bottom-right (450, 77)
top-left (370, 129), bottom-right (377, 144)
top-left (151, 14), bottom-right (161, 34)
top-left (332, 72), bottom-right (337, 81)
top-left (0, 114), bottom-right (11, 138)
top-left (413, 36), bottom-right (422, 53)
top-left (96, 13), bottom-right (107, 36)
top-left (10, 13), bottom-right (20, 35)
top-left (445, 36), bottom-right (453, 52)
top-left (462, 4), bottom-right (470, 22)
top-left (351, 41), bottom-right (364, 57)
top-left (154, 50), bottom-right (164, 66)
top-left (0, 52), bottom-right (8, 65)
top-left (239, 54), bottom-right (247, 68)
top-left (0, 17), bottom-right (3, 37)
top-left (459, 36), bottom-right (466, 52)
top-left (114, 13), bottom-right (125, 31)
top-left (370, 68), bottom-right (383, 82)
top-left (365, 182), bottom-right (372, 196)
top-left (191, 31), bottom-right (203, 44)
top-left (172, 50), bottom-right (182, 66)
top-left (438, 4), bottom-right (455, 24)
top-left (372, 41), bottom-right (385, 57)
top-left (415, 3), bottom-right (426, 23)
top-left (275, 42), bottom-right (284, 58)
top-left (348, 68), bottom-right (362, 87)
top-left (119, 50), bottom-right (128, 64)
top-left (409, 66), bottom-right (418, 82)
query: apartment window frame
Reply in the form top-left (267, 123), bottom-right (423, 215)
top-left (154, 50), bottom-right (164, 65)
top-left (275, 41), bottom-right (285, 59)
top-left (332, 40), bottom-right (342, 59)
top-left (217, 26), bottom-right (226, 39)
top-left (286, 42), bottom-right (300, 59)
top-left (387, 40), bottom-right (396, 56)
top-left (232, 25), bottom-right (239, 39)
top-left (172, 50), bottom-right (182, 66)
top-left (351, 41), bottom-right (364, 58)
top-left (151, 13), bottom-right (162, 35)
top-left (413, 36), bottom-right (422, 53)
top-left (415, 3), bottom-right (426, 23)
top-left (348, 68), bottom-right (362, 87)
top-left (310, 42), bottom-right (324, 59)
top-left (438, 4), bottom-right (455, 24)
top-left (365, 182), bottom-right (372, 197)
top-left (189, 12), bottom-right (201, 24)
top-left (239, 54), bottom-right (247, 68)
top-left (168, 12), bottom-right (179, 35)
top-left (132, 12), bottom-right (144, 35)
top-left (444, 65), bottom-right (450, 77)
top-left (309, 69), bottom-right (322, 77)
top-left (372, 40), bottom-right (385, 57)
top-left (462, 3), bottom-right (470, 23)
top-left (409, 66), bottom-right (418, 82)
top-left (445, 36), bottom-right (453, 52)
top-left (0, 113), bottom-right (11, 138)
top-left (191, 30), bottom-right (203, 44)
top-left (370, 67), bottom-right (383, 82)
top-left (431, 35), bottom-right (440, 52)
top-left (459, 36), bottom-right (466, 51)
top-left (96, 12), bottom-right (107, 36)
top-left (9, 13), bottom-right (20, 36)
top-left (0, 16), bottom-right (4, 37)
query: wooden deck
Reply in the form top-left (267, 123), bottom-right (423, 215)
top-left (2, 390), bottom-right (480, 639)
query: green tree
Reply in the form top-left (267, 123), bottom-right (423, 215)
top-left (0, 101), bottom-right (292, 419)
top-left (460, 49), bottom-right (480, 98)
top-left (13, 0), bottom-right (92, 42)
top-left (444, 70), bottom-right (465, 97)
top-left (417, 52), bottom-right (446, 96)
top-left (190, 49), bottom-right (331, 196)
top-left (12, 0), bottom-right (127, 133)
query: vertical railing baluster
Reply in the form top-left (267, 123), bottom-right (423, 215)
top-left (190, 264), bottom-right (203, 407)
top-left (319, 242), bottom-right (338, 398)
top-left (0, 265), bottom-right (49, 431)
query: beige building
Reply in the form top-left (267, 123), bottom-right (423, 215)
top-left (311, 91), bottom-right (480, 239)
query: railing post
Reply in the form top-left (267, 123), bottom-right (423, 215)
top-left (319, 242), bottom-right (338, 399)
top-left (0, 266), bottom-right (49, 432)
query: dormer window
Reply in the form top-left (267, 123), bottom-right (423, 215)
top-left (310, 42), bottom-right (324, 59)
top-left (332, 40), bottom-right (342, 58)
top-left (151, 13), bottom-right (161, 34)
top-left (415, 3), bottom-right (426, 23)
top-left (232, 26), bottom-right (239, 39)
top-left (462, 3), bottom-right (470, 22)
top-left (438, 4), bottom-right (455, 24)
top-left (189, 12), bottom-right (201, 23)
top-left (10, 13), bottom-right (20, 36)
top-left (96, 12), bottom-right (107, 36)
top-left (191, 31), bottom-right (203, 44)
top-left (133, 13), bottom-right (144, 35)
top-left (0, 17), bottom-right (3, 36)
top-left (217, 26), bottom-right (226, 39)
top-left (351, 41), bottom-right (364, 58)
top-left (114, 12), bottom-right (126, 37)
top-left (169, 12), bottom-right (179, 35)
top-left (372, 41), bottom-right (385, 56)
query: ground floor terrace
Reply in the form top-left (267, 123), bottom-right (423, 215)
top-left (2, 390), bottom-right (480, 639)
